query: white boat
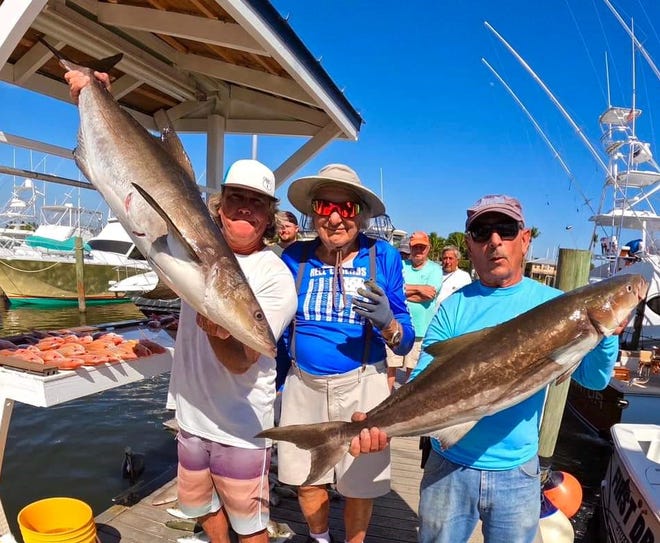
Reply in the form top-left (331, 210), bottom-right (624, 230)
top-left (568, 349), bottom-right (660, 436)
top-left (587, 104), bottom-right (660, 348)
top-left (0, 214), bottom-right (150, 307)
top-left (0, 177), bottom-right (41, 248)
top-left (600, 423), bottom-right (660, 542)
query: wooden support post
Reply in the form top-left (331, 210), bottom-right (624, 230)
top-left (75, 236), bottom-right (86, 313)
top-left (538, 249), bottom-right (592, 471)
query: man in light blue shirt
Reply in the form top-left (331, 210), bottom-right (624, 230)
top-left (386, 231), bottom-right (443, 390)
top-left (409, 195), bottom-right (620, 543)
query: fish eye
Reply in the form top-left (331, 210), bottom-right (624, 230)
top-left (254, 310), bottom-right (265, 321)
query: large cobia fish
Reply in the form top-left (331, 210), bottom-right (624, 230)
top-left (259, 274), bottom-right (648, 485)
top-left (42, 41), bottom-right (276, 357)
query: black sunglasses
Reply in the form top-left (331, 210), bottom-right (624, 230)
top-left (468, 222), bottom-right (521, 243)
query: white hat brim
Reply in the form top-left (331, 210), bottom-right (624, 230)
top-left (287, 176), bottom-right (385, 218)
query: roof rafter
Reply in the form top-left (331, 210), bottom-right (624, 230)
top-left (96, 3), bottom-right (268, 56)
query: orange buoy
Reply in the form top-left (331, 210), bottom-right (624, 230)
top-left (543, 470), bottom-right (582, 518)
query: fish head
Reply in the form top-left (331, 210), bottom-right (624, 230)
top-left (584, 274), bottom-right (648, 336)
top-left (203, 260), bottom-right (277, 358)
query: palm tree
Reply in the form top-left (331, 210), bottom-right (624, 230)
top-left (427, 232), bottom-right (446, 262)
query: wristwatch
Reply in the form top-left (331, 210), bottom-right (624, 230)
top-left (385, 322), bottom-right (402, 348)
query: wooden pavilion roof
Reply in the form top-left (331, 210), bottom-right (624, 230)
top-left (0, 0), bottom-right (363, 187)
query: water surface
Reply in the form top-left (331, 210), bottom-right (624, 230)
top-left (0, 302), bottom-right (178, 540)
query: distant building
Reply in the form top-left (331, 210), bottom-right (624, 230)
top-left (524, 257), bottom-right (557, 286)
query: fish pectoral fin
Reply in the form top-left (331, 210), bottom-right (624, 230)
top-left (424, 326), bottom-right (497, 361)
top-left (426, 421), bottom-right (478, 450)
top-left (554, 368), bottom-right (575, 385)
top-left (131, 183), bottom-right (201, 263)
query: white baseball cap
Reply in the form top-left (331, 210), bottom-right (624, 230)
top-left (222, 159), bottom-right (277, 200)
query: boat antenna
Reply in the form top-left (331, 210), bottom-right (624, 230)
top-left (602, 0), bottom-right (660, 83)
top-left (605, 52), bottom-right (611, 108)
top-left (484, 22), bottom-right (612, 178)
top-left (630, 18), bottom-right (637, 138)
top-left (481, 58), bottom-right (605, 247)
top-left (482, 59), bottom-right (600, 220)
top-left (379, 167), bottom-right (384, 205)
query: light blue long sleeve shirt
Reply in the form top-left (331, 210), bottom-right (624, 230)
top-left (410, 277), bottom-right (618, 470)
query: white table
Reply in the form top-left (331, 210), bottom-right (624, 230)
top-left (0, 327), bottom-right (174, 539)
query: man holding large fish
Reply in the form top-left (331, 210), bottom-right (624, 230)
top-left (409, 194), bottom-right (633, 543)
top-left (64, 69), bottom-right (298, 543)
top-left (260, 194), bottom-right (646, 543)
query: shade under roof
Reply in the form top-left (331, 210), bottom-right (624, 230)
top-left (0, 0), bottom-right (364, 188)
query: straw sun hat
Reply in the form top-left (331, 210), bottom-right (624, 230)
top-left (287, 163), bottom-right (385, 218)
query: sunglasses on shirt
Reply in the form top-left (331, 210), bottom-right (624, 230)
top-left (468, 222), bottom-right (521, 243)
top-left (311, 199), bottom-right (362, 219)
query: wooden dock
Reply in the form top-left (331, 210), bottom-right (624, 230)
top-left (95, 437), bottom-right (424, 543)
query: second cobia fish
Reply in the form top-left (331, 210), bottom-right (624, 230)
top-left (258, 274), bottom-right (648, 485)
top-left (41, 41), bottom-right (276, 357)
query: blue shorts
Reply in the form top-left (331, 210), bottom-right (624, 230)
top-left (419, 451), bottom-right (541, 543)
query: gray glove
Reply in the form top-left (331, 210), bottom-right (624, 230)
top-left (353, 280), bottom-right (394, 330)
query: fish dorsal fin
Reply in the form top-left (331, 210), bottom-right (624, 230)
top-left (424, 326), bottom-right (497, 363)
top-left (89, 53), bottom-right (123, 74)
top-left (130, 183), bottom-right (200, 263)
top-left (427, 421), bottom-right (478, 450)
top-left (39, 38), bottom-right (122, 74)
top-left (160, 127), bottom-right (196, 183)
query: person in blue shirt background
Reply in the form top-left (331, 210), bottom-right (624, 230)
top-left (276, 163), bottom-right (414, 543)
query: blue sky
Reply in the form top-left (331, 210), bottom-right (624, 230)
top-left (1, 0), bottom-right (659, 260)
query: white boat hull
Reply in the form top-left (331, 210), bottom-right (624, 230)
top-left (568, 372), bottom-right (660, 437)
top-left (601, 424), bottom-right (660, 543)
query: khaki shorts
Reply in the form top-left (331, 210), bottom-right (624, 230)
top-left (277, 362), bottom-right (391, 498)
top-left (386, 338), bottom-right (422, 370)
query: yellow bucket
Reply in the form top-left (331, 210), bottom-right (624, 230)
top-left (17, 497), bottom-right (97, 543)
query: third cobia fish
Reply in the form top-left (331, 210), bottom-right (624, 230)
top-left (258, 274), bottom-right (648, 485)
top-left (41, 40), bottom-right (276, 357)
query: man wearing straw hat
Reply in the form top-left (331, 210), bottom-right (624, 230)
top-left (276, 164), bottom-right (414, 543)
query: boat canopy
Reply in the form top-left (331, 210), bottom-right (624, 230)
top-left (25, 235), bottom-right (91, 252)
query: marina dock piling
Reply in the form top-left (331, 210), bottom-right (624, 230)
top-left (539, 248), bottom-right (591, 466)
top-left (75, 236), bottom-right (86, 313)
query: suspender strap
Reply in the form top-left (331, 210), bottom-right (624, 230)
top-left (289, 244), bottom-right (310, 362)
top-left (361, 241), bottom-right (377, 365)
top-left (290, 240), bottom-right (379, 368)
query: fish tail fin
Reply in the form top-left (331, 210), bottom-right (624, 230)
top-left (39, 38), bottom-right (123, 73)
top-left (258, 421), bottom-right (352, 486)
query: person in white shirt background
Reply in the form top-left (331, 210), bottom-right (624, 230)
top-left (436, 245), bottom-right (472, 306)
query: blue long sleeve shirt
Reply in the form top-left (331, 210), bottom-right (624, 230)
top-left (411, 277), bottom-right (618, 469)
top-left (280, 234), bottom-right (415, 375)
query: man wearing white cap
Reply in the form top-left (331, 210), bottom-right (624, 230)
top-left (65, 70), bottom-right (299, 543)
top-left (167, 159), bottom-right (298, 543)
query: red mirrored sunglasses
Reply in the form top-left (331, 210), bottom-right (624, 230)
top-left (311, 199), bottom-right (362, 218)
